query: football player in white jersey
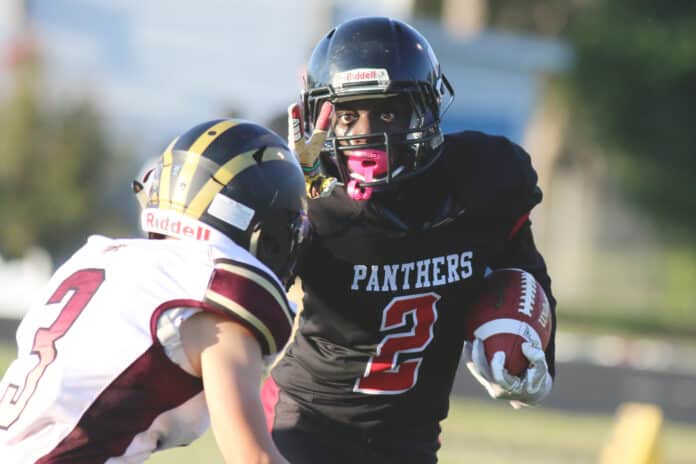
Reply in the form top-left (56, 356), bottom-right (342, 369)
top-left (0, 119), bottom-right (308, 463)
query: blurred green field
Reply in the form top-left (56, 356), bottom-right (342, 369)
top-left (2, 340), bottom-right (696, 463)
top-left (556, 248), bottom-right (696, 341)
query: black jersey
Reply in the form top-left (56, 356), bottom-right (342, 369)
top-left (272, 131), bottom-right (556, 431)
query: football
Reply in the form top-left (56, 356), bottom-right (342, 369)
top-left (465, 268), bottom-right (552, 376)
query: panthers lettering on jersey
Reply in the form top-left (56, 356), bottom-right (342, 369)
top-left (0, 235), bottom-right (293, 463)
top-left (272, 131), bottom-right (556, 430)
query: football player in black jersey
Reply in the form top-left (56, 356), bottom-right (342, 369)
top-left (262, 16), bottom-right (557, 464)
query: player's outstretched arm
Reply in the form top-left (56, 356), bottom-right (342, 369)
top-left (181, 312), bottom-right (289, 464)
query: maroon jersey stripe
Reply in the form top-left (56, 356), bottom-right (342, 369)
top-left (507, 212), bottom-right (530, 240)
top-left (205, 266), bottom-right (292, 355)
top-left (36, 345), bottom-right (202, 463)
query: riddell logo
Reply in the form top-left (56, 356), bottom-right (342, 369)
top-left (145, 211), bottom-right (211, 240)
top-left (345, 70), bottom-right (377, 81)
top-left (332, 68), bottom-right (390, 88)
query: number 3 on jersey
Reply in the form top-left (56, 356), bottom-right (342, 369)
top-left (0, 269), bottom-right (105, 429)
top-left (354, 292), bottom-right (440, 395)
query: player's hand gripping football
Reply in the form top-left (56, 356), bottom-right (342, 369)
top-left (463, 338), bottom-right (552, 409)
top-left (288, 101), bottom-right (336, 199)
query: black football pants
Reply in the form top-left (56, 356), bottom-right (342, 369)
top-left (269, 390), bottom-right (440, 464)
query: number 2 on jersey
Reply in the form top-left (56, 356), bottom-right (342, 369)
top-left (0, 269), bottom-right (105, 429)
top-left (354, 292), bottom-right (440, 395)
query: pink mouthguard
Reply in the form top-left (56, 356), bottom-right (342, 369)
top-left (345, 149), bottom-right (388, 201)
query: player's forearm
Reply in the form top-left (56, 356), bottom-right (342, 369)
top-left (199, 320), bottom-right (289, 463)
top-left (207, 374), bottom-right (288, 464)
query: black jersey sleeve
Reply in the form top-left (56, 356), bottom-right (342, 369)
top-left (445, 131), bottom-right (542, 222)
top-left (445, 131), bottom-right (557, 376)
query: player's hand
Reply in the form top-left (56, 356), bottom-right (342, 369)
top-left (463, 338), bottom-right (552, 409)
top-left (288, 101), bottom-right (337, 199)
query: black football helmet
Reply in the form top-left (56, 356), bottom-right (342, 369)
top-left (135, 119), bottom-right (309, 287)
top-left (302, 16), bottom-right (454, 192)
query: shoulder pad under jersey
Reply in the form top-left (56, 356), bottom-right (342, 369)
top-left (441, 131), bottom-right (542, 219)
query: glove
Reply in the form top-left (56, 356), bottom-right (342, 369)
top-left (288, 101), bottom-right (336, 199)
top-left (463, 338), bottom-right (552, 409)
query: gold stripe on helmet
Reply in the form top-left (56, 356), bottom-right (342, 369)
top-left (158, 137), bottom-right (178, 209)
top-left (189, 119), bottom-right (239, 154)
top-left (170, 120), bottom-right (238, 211)
top-left (185, 147), bottom-right (280, 219)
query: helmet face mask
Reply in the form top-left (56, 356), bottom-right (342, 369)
top-left (302, 16), bottom-right (454, 198)
top-left (136, 119), bottom-right (309, 287)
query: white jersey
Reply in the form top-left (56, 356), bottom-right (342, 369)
top-left (0, 235), bottom-right (294, 464)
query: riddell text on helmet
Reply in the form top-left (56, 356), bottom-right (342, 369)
top-left (332, 68), bottom-right (390, 88)
top-left (345, 70), bottom-right (378, 81)
top-left (144, 210), bottom-right (212, 241)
